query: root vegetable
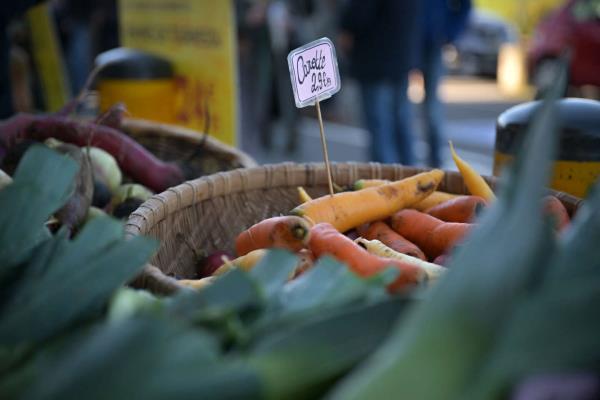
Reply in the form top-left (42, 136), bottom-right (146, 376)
top-left (213, 249), bottom-right (267, 276)
top-left (426, 195), bottom-right (487, 223)
top-left (197, 251), bottom-right (232, 277)
top-left (357, 221), bottom-right (426, 260)
top-left (309, 223), bottom-right (427, 292)
top-left (96, 102), bottom-right (126, 130)
top-left (235, 216), bottom-right (311, 257)
top-left (351, 179), bottom-right (459, 211)
top-left (297, 186), bottom-right (312, 204)
top-left (391, 209), bottom-right (472, 260)
top-left (0, 113), bottom-right (184, 192)
top-left (86, 146), bottom-right (122, 192)
top-left (450, 141), bottom-right (495, 201)
top-left (352, 179), bottom-right (390, 190)
top-left (355, 238), bottom-right (445, 282)
top-left (113, 183), bottom-right (153, 205)
top-left (178, 277), bottom-right (215, 290)
top-left (292, 170), bottom-right (444, 233)
top-left (412, 191), bottom-right (460, 211)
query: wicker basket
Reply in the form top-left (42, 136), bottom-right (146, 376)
top-left (121, 118), bottom-right (257, 180)
top-left (124, 162), bottom-right (583, 295)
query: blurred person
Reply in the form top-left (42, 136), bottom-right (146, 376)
top-left (53, 0), bottom-right (93, 94)
top-left (416, 0), bottom-right (471, 167)
top-left (237, 0), bottom-right (274, 153)
top-left (339, 1), bottom-right (420, 165)
top-left (266, 0), bottom-right (300, 153)
top-left (54, 0), bottom-right (118, 95)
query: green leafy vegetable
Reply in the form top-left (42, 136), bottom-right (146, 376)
top-left (249, 249), bottom-right (298, 299)
top-left (0, 145), bottom-right (77, 279)
top-left (250, 297), bottom-right (409, 400)
top-left (22, 317), bottom-right (228, 400)
top-left (0, 217), bottom-right (156, 345)
top-left (327, 62), bottom-right (569, 400)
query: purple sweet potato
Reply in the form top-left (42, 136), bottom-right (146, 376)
top-left (0, 113), bottom-right (184, 192)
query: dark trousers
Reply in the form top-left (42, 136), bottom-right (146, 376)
top-left (359, 78), bottom-right (415, 165)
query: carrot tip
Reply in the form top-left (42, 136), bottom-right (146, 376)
top-left (292, 225), bottom-right (309, 240)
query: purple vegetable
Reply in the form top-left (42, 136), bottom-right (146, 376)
top-left (199, 251), bottom-right (233, 277)
top-left (0, 113), bottom-right (184, 192)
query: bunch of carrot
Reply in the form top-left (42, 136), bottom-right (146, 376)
top-left (190, 145), bottom-right (572, 293)
top-left (202, 169), bottom-right (455, 292)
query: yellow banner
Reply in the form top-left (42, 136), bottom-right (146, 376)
top-left (27, 4), bottom-right (71, 112)
top-left (119, 0), bottom-right (238, 145)
top-left (475, 0), bottom-right (562, 35)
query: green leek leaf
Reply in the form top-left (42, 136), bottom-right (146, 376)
top-left (328, 60), bottom-right (568, 400)
top-left (0, 145), bottom-right (77, 279)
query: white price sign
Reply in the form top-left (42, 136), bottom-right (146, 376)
top-left (287, 37), bottom-right (341, 108)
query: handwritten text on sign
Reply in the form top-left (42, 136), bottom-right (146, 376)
top-left (288, 38), bottom-right (340, 108)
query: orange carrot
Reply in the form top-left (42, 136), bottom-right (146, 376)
top-left (426, 195), bottom-right (487, 223)
top-left (390, 209), bottom-right (472, 260)
top-left (235, 216), bottom-right (311, 256)
top-left (543, 195), bottom-right (570, 231)
top-left (357, 221), bottom-right (426, 260)
top-left (308, 223), bottom-right (426, 292)
top-left (292, 169), bottom-right (444, 232)
top-left (412, 191), bottom-right (460, 211)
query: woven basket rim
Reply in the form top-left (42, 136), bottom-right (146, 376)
top-left (125, 161), bottom-right (584, 238)
top-left (121, 118), bottom-right (257, 168)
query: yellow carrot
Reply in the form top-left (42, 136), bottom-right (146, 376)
top-left (178, 276), bottom-right (215, 290)
top-left (352, 178), bottom-right (458, 211)
top-left (291, 169), bottom-right (444, 232)
top-left (355, 238), bottom-right (445, 282)
top-left (449, 141), bottom-right (495, 201)
top-left (213, 249), bottom-right (267, 276)
top-left (297, 186), bottom-right (313, 204)
top-left (352, 179), bottom-right (390, 190)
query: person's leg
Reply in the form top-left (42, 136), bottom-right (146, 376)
top-left (422, 44), bottom-right (445, 168)
top-left (66, 21), bottom-right (92, 95)
top-left (393, 77), bottom-right (416, 166)
top-left (360, 81), bottom-right (399, 164)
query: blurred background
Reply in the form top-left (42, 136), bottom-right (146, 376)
top-left (2, 0), bottom-right (599, 175)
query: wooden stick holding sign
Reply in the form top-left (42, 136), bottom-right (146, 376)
top-left (288, 37), bottom-right (341, 196)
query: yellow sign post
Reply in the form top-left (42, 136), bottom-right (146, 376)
top-left (119, 0), bottom-right (238, 146)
